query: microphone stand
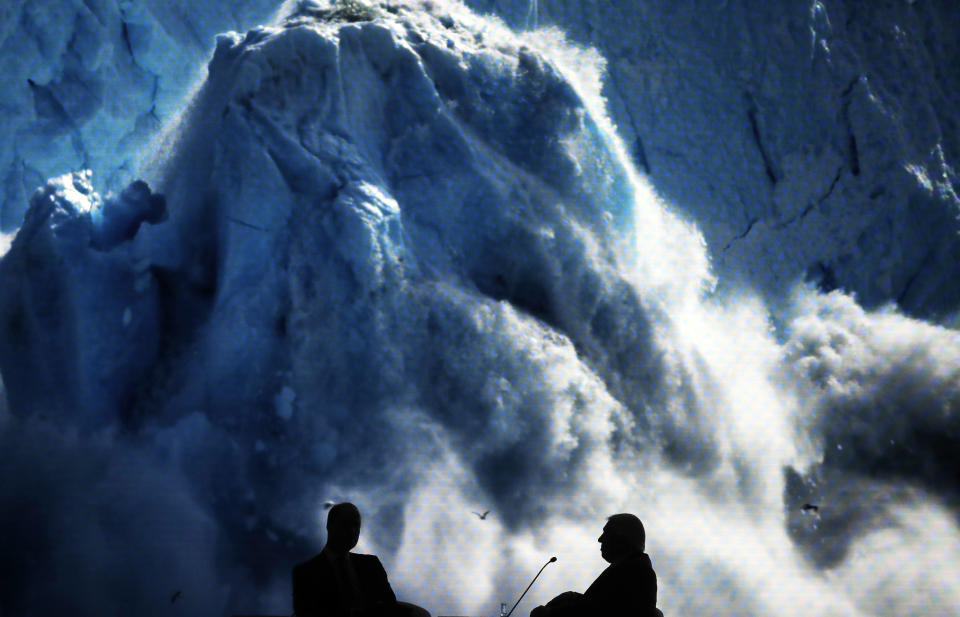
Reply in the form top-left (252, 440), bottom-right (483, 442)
top-left (504, 557), bottom-right (557, 617)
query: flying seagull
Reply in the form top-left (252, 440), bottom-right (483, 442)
top-left (322, 501), bottom-right (336, 510)
top-left (170, 591), bottom-right (182, 604)
top-left (472, 510), bottom-right (491, 520)
top-left (801, 503), bottom-right (820, 514)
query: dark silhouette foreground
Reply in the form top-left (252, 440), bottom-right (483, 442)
top-left (530, 514), bottom-right (662, 617)
top-left (293, 502), bottom-right (430, 617)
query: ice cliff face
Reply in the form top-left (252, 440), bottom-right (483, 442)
top-left (4, 0), bottom-right (959, 316)
top-left (0, 171), bottom-right (166, 425)
top-left (139, 1), bottom-right (673, 494)
top-left (0, 4), bottom-right (688, 614)
top-left (0, 0), bottom-right (281, 229)
top-left (2, 0), bottom-right (666, 489)
top-left (470, 0), bottom-right (960, 317)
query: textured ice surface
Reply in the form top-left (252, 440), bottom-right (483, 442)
top-left (0, 0), bottom-right (281, 229)
top-left (0, 171), bottom-right (166, 426)
top-left (7, 0), bottom-right (960, 317)
top-left (5, 0), bottom-right (960, 316)
top-left (468, 0), bottom-right (960, 317)
top-left (0, 6), bottom-right (676, 613)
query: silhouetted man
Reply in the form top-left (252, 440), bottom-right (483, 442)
top-left (530, 514), bottom-right (661, 617)
top-left (293, 502), bottom-right (430, 617)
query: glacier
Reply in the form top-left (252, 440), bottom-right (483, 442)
top-left (1, 1), bottom-right (959, 617)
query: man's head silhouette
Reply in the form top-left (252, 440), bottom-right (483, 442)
top-left (325, 502), bottom-right (361, 554)
top-left (598, 513), bottom-right (645, 564)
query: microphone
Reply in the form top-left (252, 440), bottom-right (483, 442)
top-left (504, 556), bottom-right (557, 617)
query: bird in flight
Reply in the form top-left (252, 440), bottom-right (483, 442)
top-left (322, 501), bottom-right (336, 510)
top-left (801, 503), bottom-right (820, 514)
top-left (170, 591), bottom-right (182, 604)
top-left (472, 510), bottom-right (491, 520)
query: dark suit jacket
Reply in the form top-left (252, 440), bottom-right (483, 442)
top-left (550, 551), bottom-right (659, 617)
top-left (292, 551), bottom-right (397, 617)
top-left (584, 551), bottom-right (659, 617)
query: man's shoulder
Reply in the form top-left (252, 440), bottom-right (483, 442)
top-left (594, 552), bottom-right (656, 589)
top-left (621, 552), bottom-right (654, 572)
top-left (349, 552), bottom-right (385, 567)
top-left (292, 551), bottom-right (386, 576)
top-left (293, 554), bottom-right (326, 574)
